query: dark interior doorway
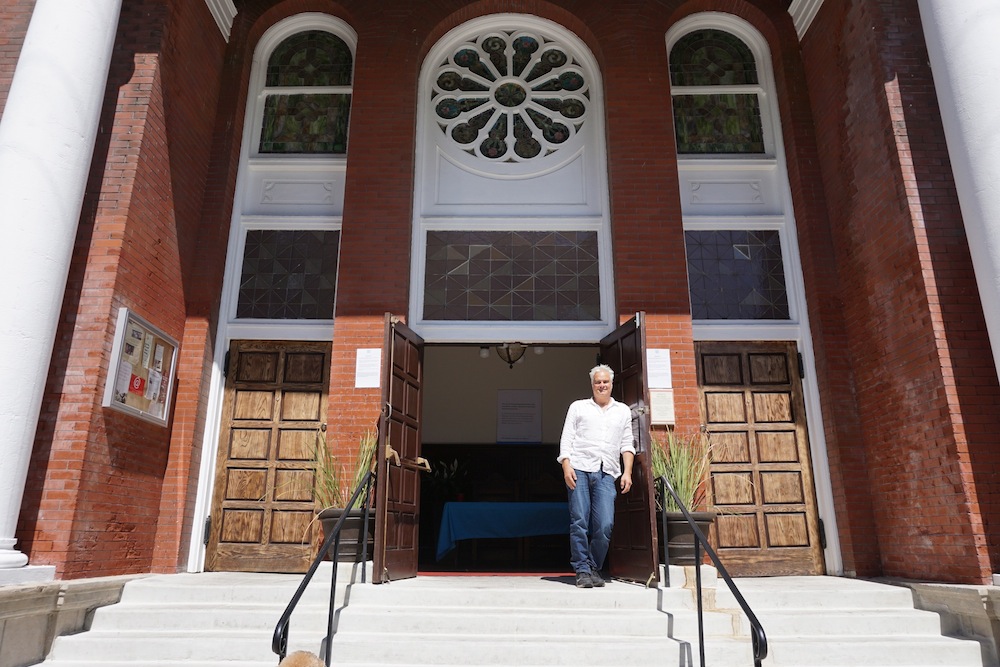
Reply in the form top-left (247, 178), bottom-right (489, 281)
top-left (417, 344), bottom-right (597, 572)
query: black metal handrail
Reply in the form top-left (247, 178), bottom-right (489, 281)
top-left (657, 476), bottom-right (768, 667)
top-left (272, 470), bottom-right (375, 666)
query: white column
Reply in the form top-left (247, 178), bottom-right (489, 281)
top-left (0, 0), bottom-right (123, 575)
top-left (918, 0), bottom-right (1000, 382)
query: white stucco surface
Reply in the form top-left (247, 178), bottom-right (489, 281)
top-left (0, 0), bottom-right (123, 569)
top-left (918, 0), bottom-right (1000, 381)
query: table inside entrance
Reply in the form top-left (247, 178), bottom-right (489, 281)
top-left (436, 501), bottom-right (570, 561)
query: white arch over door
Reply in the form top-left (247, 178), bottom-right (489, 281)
top-left (410, 14), bottom-right (615, 343)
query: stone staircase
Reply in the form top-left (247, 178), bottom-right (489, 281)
top-left (36, 564), bottom-right (985, 667)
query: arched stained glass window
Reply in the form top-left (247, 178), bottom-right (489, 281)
top-left (669, 29), bottom-right (764, 154)
top-left (267, 30), bottom-right (353, 86)
top-left (259, 30), bottom-right (353, 154)
top-left (669, 29), bottom-right (758, 86)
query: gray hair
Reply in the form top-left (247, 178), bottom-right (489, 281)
top-left (589, 364), bottom-right (614, 383)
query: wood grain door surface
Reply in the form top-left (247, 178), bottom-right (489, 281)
top-left (374, 314), bottom-right (425, 582)
top-left (603, 313), bottom-right (659, 586)
top-left (206, 340), bottom-right (331, 573)
top-left (696, 341), bottom-right (824, 576)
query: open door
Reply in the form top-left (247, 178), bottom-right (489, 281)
top-left (603, 313), bottom-right (659, 586)
top-left (373, 314), bottom-right (426, 582)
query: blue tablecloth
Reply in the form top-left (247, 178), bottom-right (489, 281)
top-left (436, 501), bottom-right (570, 560)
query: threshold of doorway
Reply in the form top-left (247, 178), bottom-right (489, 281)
top-left (419, 570), bottom-right (573, 577)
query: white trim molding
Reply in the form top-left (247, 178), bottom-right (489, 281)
top-left (788, 0), bottom-right (824, 39)
top-left (205, 0), bottom-right (237, 41)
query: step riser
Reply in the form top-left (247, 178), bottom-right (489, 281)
top-left (766, 640), bottom-right (984, 666)
top-left (344, 587), bottom-right (686, 610)
top-left (744, 611), bottom-right (942, 637)
top-left (718, 588), bottom-right (915, 610)
top-left (48, 634), bottom-right (287, 661)
top-left (335, 610), bottom-right (738, 638)
top-left (329, 638), bottom-right (754, 665)
top-left (119, 584), bottom-right (336, 606)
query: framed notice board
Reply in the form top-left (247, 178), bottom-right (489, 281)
top-left (101, 307), bottom-right (179, 426)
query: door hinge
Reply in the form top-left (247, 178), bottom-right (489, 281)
top-left (203, 515), bottom-right (212, 546)
top-left (817, 517), bottom-right (827, 550)
top-left (223, 351), bottom-right (231, 378)
top-left (797, 352), bottom-right (805, 379)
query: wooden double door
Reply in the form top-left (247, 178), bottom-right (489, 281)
top-left (696, 341), bottom-right (824, 576)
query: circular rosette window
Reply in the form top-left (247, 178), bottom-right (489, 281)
top-left (432, 31), bottom-right (589, 162)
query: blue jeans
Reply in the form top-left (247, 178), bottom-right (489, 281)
top-left (567, 469), bottom-right (616, 575)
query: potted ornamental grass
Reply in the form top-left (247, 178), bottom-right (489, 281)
top-left (650, 428), bottom-right (717, 565)
top-left (314, 429), bottom-right (378, 561)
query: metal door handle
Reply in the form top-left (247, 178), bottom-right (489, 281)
top-left (400, 456), bottom-right (432, 472)
top-left (385, 445), bottom-right (401, 466)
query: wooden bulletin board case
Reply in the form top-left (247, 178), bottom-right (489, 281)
top-left (101, 307), bottom-right (180, 426)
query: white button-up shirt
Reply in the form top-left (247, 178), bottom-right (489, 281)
top-left (558, 397), bottom-right (636, 478)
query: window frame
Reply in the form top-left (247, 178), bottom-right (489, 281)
top-left (220, 14), bottom-right (356, 342)
top-left (666, 14), bottom-right (807, 338)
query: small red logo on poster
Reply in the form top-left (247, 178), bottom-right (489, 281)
top-left (129, 374), bottom-right (146, 394)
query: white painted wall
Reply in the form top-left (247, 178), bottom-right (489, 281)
top-left (918, 0), bottom-right (1000, 383)
top-left (422, 346), bottom-right (596, 444)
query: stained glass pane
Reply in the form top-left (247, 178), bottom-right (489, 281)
top-left (267, 31), bottom-right (353, 87)
top-left (685, 230), bottom-right (789, 320)
top-left (669, 29), bottom-right (758, 86)
top-left (672, 94), bottom-right (763, 154)
top-left (237, 230), bottom-right (340, 320)
top-left (432, 30), bottom-right (588, 162)
top-left (424, 231), bottom-right (601, 321)
top-left (260, 94), bottom-right (351, 153)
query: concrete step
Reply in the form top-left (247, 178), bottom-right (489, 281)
top-left (764, 635), bottom-right (984, 666)
top-left (343, 576), bottom-right (687, 610)
top-left (714, 576), bottom-right (984, 667)
top-left (40, 569), bottom-right (986, 667)
top-left (327, 633), bottom-right (754, 665)
top-left (334, 605), bottom-right (738, 638)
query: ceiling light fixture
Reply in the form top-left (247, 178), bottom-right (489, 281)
top-left (495, 343), bottom-right (526, 369)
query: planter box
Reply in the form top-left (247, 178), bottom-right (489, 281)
top-left (318, 508), bottom-right (375, 562)
top-left (657, 511), bottom-right (716, 566)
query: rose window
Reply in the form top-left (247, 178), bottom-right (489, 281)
top-left (432, 32), bottom-right (589, 161)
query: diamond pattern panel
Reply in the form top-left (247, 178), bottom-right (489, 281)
top-left (685, 230), bottom-right (789, 320)
top-left (237, 230), bottom-right (340, 320)
top-left (423, 231), bottom-right (600, 321)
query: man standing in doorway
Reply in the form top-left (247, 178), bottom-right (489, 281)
top-left (558, 364), bottom-right (635, 588)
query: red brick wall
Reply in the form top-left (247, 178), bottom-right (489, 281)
top-left (0, 0), bottom-right (34, 112)
top-left (802, 0), bottom-right (1000, 583)
top-left (150, 0), bottom-right (230, 573)
top-left (17, 0), bottom-right (226, 578)
top-left (774, 2), bottom-right (882, 578)
top-left (19, 0), bottom-right (1000, 583)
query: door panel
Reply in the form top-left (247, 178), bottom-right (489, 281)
top-left (696, 341), bottom-right (824, 576)
top-left (206, 341), bottom-right (331, 573)
top-left (603, 313), bottom-right (658, 586)
top-left (374, 314), bottom-right (425, 582)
